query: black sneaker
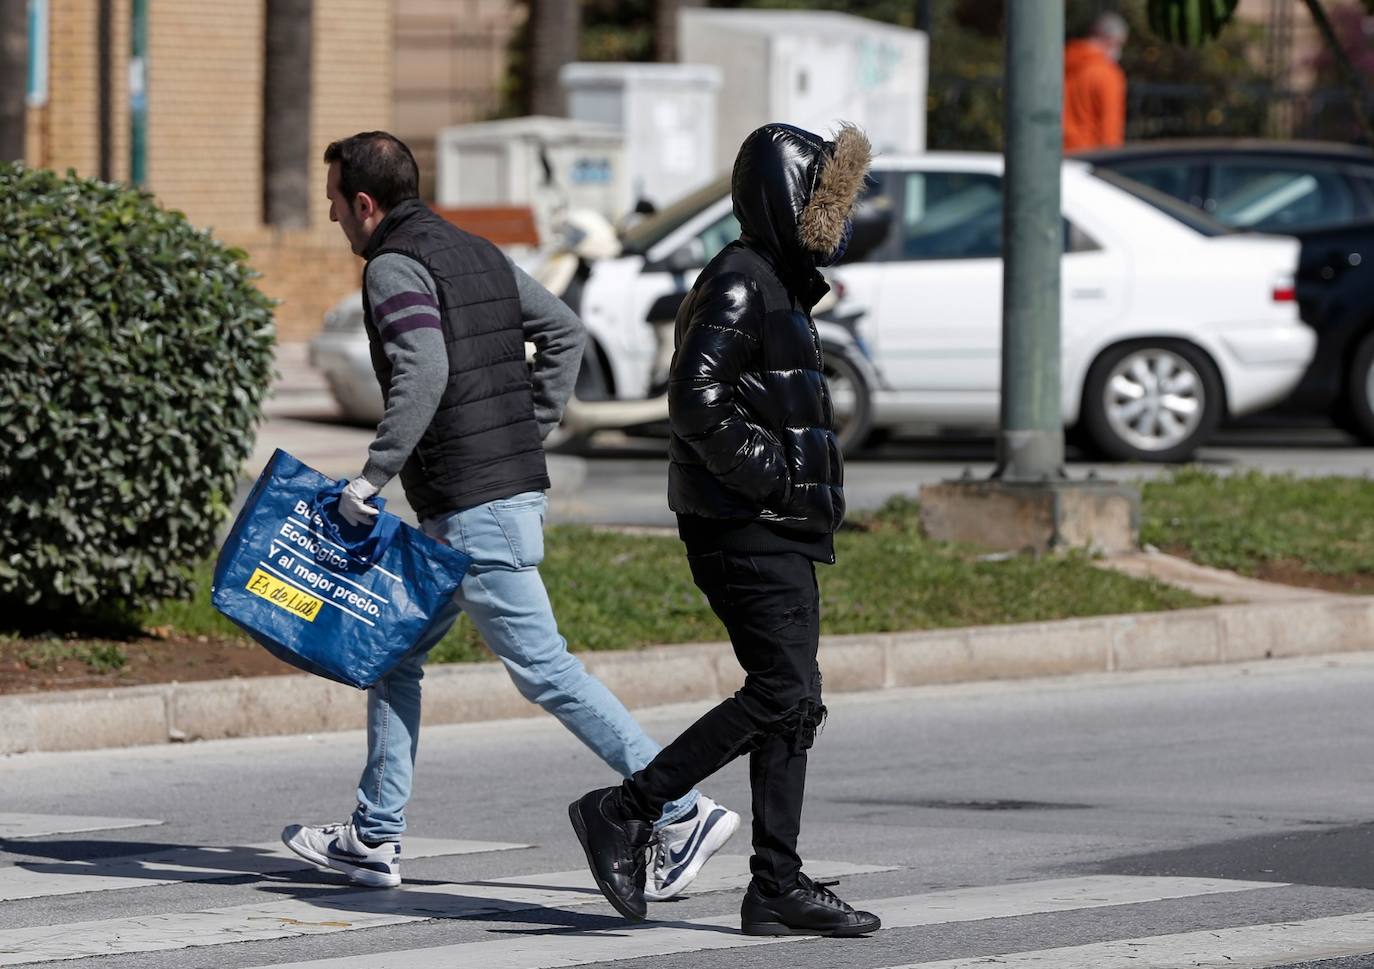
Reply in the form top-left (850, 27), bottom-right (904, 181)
top-left (740, 872), bottom-right (882, 937)
top-left (568, 787), bottom-right (654, 922)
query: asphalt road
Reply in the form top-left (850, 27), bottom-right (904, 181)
top-left (545, 420), bottom-right (1374, 528)
top-left (5, 654), bottom-right (1374, 968)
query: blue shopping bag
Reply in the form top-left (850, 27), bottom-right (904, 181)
top-left (212, 449), bottom-right (472, 689)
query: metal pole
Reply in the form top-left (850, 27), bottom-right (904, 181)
top-left (995, 0), bottom-right (1065, 481)
top-left (129, 0), bottom-right (147, 186)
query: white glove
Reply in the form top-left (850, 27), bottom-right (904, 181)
top-left (339, 476), bottom-right (380, 527)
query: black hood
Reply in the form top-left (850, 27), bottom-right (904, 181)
top-left (731, 123), bottom-right (829, 268)
top-left (730, 122), bottom-right (872, 302)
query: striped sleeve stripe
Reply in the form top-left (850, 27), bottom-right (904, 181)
top-left (376, 294), bottom-right (442, 338)
top-left (384, 313), bottom-right (444, 337)
top-left (374, 290), bottom-right (438, 319)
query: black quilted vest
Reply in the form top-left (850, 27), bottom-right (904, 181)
top-left (361, 199), bottom-right (549, 519)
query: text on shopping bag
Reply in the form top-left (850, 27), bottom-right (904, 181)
top-left (247, 500), bottom-right (395, 626)
top-left (246, 567), bottom-right (323, 621)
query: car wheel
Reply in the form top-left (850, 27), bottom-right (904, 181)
top-left (823, 347), bottom-right (874, 457)
top-left (1343, 331), bottom-right (1374, 443)
top-left (1081, 341), bottom-right (1222, 463)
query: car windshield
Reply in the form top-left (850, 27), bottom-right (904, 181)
top-left (620, 176), bottom-right (732, 256)
top-left (1090, 167), bottom-right (1233, 237)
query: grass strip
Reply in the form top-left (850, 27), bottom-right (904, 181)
top-left (1141, 468), bottom-right (1374, 591)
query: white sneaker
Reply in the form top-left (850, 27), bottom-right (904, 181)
top-left (281, 820), bottom-right (401, 888)
top-left (644, 795), bottom-right (741, 902)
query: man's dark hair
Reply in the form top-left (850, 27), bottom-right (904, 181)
top-left (323, 131), bottom-right (420, 210)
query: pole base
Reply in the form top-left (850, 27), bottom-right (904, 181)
top-left (919, 478), bottom-right (1140, 556)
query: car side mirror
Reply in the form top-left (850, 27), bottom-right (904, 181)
top-left (840, 198), bottom-right (894, 264)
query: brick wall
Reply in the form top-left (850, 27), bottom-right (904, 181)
top-left (151, 0), bottom-right (393, 338)
top-left (223, 227), bottom-right (363, 344)
top-left (312, 0), bottom-right (394, 224)
top-left (145, 0), bottom-right (264, 230)
top-left (32, 0), bottom-right (129, 181)
top-left (23, 0), bottom-right (392, 343)
top-left (108, 0), bottom-right (130, 183)
top-left (394, 0), bottom-right (520, 197)
top-left (43, 0), bottom-right (99, 176)
top-left (282, 0), bottom-right (392, 339)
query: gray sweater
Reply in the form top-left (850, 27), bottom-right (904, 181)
top-left (360, 252), bottom-right (586, 489)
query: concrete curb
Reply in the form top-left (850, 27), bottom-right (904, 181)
top-left (4, 596), bottom-right (1373, 756)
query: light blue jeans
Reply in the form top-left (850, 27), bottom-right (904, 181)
top-left (352, 491), bottom-right (698, 841)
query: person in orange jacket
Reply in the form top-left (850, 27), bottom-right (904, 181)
top-left (1064, 12), bottom-right (1129, 152)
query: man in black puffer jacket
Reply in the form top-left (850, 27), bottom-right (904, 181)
top-left (570, 123), bottom-right (881, 937)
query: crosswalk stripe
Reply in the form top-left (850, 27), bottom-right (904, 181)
top-left (0, 815), bottom-right (162, 840)
top-left (0, 858), bottom-right (891, 965)
top-left (239, 875), bottom-right (1286, 969)
top-left (887, 911), bottom-right (1374, 968)
top-left (0, 838), bottom-right (527, 902)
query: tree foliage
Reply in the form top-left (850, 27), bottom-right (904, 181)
top-left (1144, 0), bottom-right (1239, 46)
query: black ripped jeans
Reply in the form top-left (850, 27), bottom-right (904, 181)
top-left (620, 550), bottom-right (825, 894)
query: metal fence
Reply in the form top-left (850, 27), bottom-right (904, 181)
top-left (1127, 81), bottom-right (1374, 145)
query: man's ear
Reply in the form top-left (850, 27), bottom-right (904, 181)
top-left (353, 191), bottom-right (379, 222)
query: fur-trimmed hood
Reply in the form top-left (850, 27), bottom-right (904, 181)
top-left (730, 122), bottom-right (872, 280)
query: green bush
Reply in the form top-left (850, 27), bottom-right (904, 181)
top-left (0, 164), bottom-right (275, 618)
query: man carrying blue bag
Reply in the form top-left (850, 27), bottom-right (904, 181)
top-left (280, 131), bottom-right (738, 898)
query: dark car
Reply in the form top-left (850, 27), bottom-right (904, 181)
top-left (1291, 219), bottom-right (1374, 440)
top-left (1083, 140), bottom-right (1374, 439)
top-left (1077, 139), bottom-right (1374, 234)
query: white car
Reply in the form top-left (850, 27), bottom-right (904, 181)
top-left (310, 291), bottom-right (375, 423)
top-left (312, 153), bottom-right (1315, 463)
top-left (571, 153), bottom-right (1314, 462)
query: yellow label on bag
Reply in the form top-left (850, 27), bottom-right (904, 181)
top-left (246, 568), bottom-right (323, 621)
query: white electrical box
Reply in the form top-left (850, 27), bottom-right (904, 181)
top-left (560, 62), bottom-right (722, 215)
top-left (434, 116), bottom-right (625, 239)
top-left (679, 9), bottom-right (928, 173)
